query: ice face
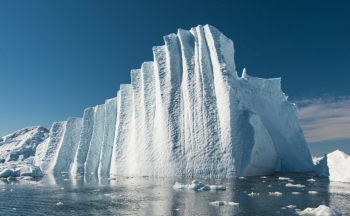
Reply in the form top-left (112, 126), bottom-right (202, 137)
top-left (314, 150), bottom-right (350, 183)
top-left (7, 24), bottom-right (314, 177)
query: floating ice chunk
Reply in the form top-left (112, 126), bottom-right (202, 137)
top-left (269, 192), bottom-right (282, 196)
top-left (209, 201), bottom-right (239, 206)
top-left (173, 180), bottom-right (226, 190)
top-left (279, 177), bottom-right (291, 180)
top-left (56, 202), bottom-right (64, 206)
top-left (22, 176), bottom-right (34, 181)
top-left (307, 179), bottom-right (316, 182)
top-left (288, 180), bottom-right (294, 182)
top-left (0, 169), bottom-right (13, 178)
top-left (299, 205), bottom-right (341, 216)
top-left (107, 177), bottom-right (116, 180)
top-left (286, 205), bottom-right (296, 208)
top-left (239, 177), bottom-right (246, 179)
top-left (308, 191), bottom-right (318, 194)
top-left (286, 183), bottom-right (305, 188)
top-left (260, 176), bottom-right (268, 178)
top-left (292, 192), bottom-right (301, 195)
top-left (248, 192), bottom-right (259, 196)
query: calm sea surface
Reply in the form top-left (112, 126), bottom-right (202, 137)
top-left (1, 173), bottom-right (349, 215)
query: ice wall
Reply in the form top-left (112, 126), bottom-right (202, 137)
top-left (39, 24), bottom-right (313, 177)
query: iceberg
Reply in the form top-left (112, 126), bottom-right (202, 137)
top-left (314, 150), bottom-right (350, 183)
top-left (298, 205), bottom-right (341, 216)
top-left (1, 25), bottom-right (314, 178)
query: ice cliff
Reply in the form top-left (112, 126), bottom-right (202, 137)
top-left (1, 25), bottom-right (314, 178)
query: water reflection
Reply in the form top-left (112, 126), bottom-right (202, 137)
top-left (1, 173), bottom-right (349, 215)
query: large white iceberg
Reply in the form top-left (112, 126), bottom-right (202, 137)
top-left (1, 25), bottom-right (314, 178)
top-left (0, 126), bottom-right (48, 177)
top-left (314, 150), bottom-right (350, 183)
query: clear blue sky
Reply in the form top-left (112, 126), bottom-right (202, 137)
top-left (1, 1), bottom-right (349, 156)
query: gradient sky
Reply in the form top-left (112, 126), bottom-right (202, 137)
top-left (1, 1), bottom-right (349, 156)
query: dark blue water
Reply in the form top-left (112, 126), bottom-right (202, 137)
top-left (1, 173), bottom-right (349, 215)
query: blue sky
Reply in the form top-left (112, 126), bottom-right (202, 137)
top-left (1, 1), bottom-right (349, 156)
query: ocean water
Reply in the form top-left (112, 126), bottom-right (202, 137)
top-left (1, 173), bottom-right (349, 215)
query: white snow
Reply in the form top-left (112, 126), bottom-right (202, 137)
top-left (1, 24), bottom-right (314, 178)
top-left (0, 126), bottom-right (47, 177)
top-left (298, 205), bottom-right (341, 216)
top-left (314, 150), bottom-right (350, 183)
top-left (0, 126), bottom-right (49, 162)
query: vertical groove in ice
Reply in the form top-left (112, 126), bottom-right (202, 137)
top-left (98, 97), bottom-right (117, 176)
top-left (41, 121), bottom-right (67, 172)
top-left (85, 104), bottom-right (105, 174)
top-left (53, 118), bottom-right (83, 173)
top-left (110, 84), bottom-right (134, 175)
top-left (71, 107), bottom-right (94, 175)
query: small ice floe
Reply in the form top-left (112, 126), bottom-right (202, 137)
top-left (269, 192), bottom-right (282, 196)
top-left (104, 194), bottom-right (111, 196)
top-left (10, 189), bottom-right (14, 192)
top-left (209, 201), bottom-right (239, 206)
top-left (56, 202), bottom-right (63, 206)
top-left (260, 176), bottom-right (268, 178)
top-left (262, 181), bottom-right (266, 182)
top-left (286, 205), bottom-right (296, 209)
top-left (60, 187), bottom-right (64, 190)
top-left (2, 189), bottom-right (6, 191)
top-left (107, 177), bottom-right (116, 180)
top-left (22, 176), bottom-right (33, 181)
top-left (298, 205), bottom-right (341, 216)
top-left (239, 177), bottom-right (245, 179)
top-left (60, 171), bottom-right (68, 174)
top-left (174, 208), bottom-right (180, 211)
top-left (12, 208), bottom-right (16, 210)
top-left (173, 180), bottom-right (226, 191)
top-left (308, 191), bottom-right (318, 194)
top-left (268, 185), bottom-right (272, 187)
top-left (307, 179), bottom-right (316, 182)
top-left (286, 183), bottom-right (305, 188)
top-left (278, 177), bottom-right (291, 180)
top-left (248, 192), bottom-right (259, 196)
top-left (63, 179), bottom-right (70, 181)
top-left (288, 180), bottom-right (294, 182)
top-left (292, 192), bottom-right (301, 195)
